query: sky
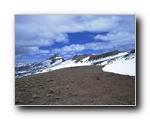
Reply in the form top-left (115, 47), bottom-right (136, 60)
top-left (15, 15), bottom-right (135, 64)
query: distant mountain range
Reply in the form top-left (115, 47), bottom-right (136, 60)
top-left (15, 49), bottom-right (135, 78)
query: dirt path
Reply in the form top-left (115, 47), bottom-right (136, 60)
top-left (15, 66), bottom-right (135, 105)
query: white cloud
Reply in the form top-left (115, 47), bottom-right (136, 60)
top-left (51, 42), bottom-right (115, 56)
top-left (15, 23), bottom-right (69, 47)
top-left (94, 34), bottom-right (109, 41)
top-left (15, 15), bottom-right (135, 55)
top-left (51, 32), bottom-right (135, 56)
top-left (15, 46), bottom-right (50, 55)
top-left (94, 32), bottom-right (135, 43)
top-left (52, 44), bottom-right (85, 53)
top-left (15, 15), bottom-right (125, 45)
top-left (16, 38), bottom-right (54, 47)
top-left (55, 33), bottom-right (69, 43)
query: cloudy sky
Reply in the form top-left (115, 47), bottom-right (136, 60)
top-left (15, 15), bottom-right (135, 63)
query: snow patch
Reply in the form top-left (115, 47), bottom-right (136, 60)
top-left (89, 52), bottom-right (128, 64)
top-left (100, 61), bottom-right (108, 66)
top-left (50, 59), bottom-right (91, 71)
top-left (82, 56), bottom-right (90, 62)
top-left (54, 56), bottom-right (61, 59)
top-left (102, 57), bottom-right (135, 76)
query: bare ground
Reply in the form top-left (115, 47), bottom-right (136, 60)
top-left (15, 66), bottom-right (135, 105)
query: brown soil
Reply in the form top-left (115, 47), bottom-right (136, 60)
top-left (15, 66), bottom-right (135, 105)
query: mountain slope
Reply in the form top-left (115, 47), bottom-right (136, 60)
top-left (15, 65), bottom-right (135, 105)
top-left (50, 50), bottom-right (131, 71)
top-left (15, 54), bottom-right (65, 78)
top-left (15, 49), bottom-right (135, 78)
top-left (102, 53), bottom-right (135, 76)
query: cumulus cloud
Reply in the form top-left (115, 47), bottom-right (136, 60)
top-left (15, 46), bottom-right (50, 55)
top-left (94, 34), bottom-right (109, 41)
top-left (15, 15), bottom-right (124, 46)
top-left (15, 53), bottom-right (50, 63)
top-left (94, 32), bottom-right (134, 42)
top-left (55, 33), bottom-right (69, 43)
top-left (51, 42), bottom-right (114, 56)
top-left (15, 15), bottom-right (135, 57)
top-left (52, 44), bottom-right (85, 53)
top-left (51, 36), bottom-right (135, 57)
top-left (16, 38), bottom-right (54, 47)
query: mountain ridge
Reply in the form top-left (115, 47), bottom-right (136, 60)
top-left (15, 49), bottom-right (135, 78)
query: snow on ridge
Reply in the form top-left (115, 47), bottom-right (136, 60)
top-left (102, 55), bottom-right (135, 76)
top-left (54, 56), bottom-right (62, 59)
top-left (50, 59), bottom-right (91, 71)
top-left (40, 52), bottom-right (131, 73)
top-left (89, 52), bottom-right (128, 64)
top-left (82, 56), bottom-right (90, 62)
top-left (15, 51), bottom-right (135, 78)
top-left (15, 63), bottom-right (28, 67)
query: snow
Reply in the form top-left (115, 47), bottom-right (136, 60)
top-left (42, 59), bottom-right (52, 65)
top-left (100, 61), bottom-right (108, 66)
top-left (15, 63), bottom-right (28, 67)
top-left (51, 59), bottom-right (63, 66)
top-left (39, 59), bottom-right (63, 73)
top-left (15, 51), bottom-right (135, 78)
top-left (50, 59), bottom-right (91, 71)
top-left (37, 52), bottom-right (133, 73)
top-left (54, 57), bottom-right (61, 59)
top-left (89, 52), bottom-right (128, 64)
top-left (82, 56), bottom-right (90, 62)
top-left (102, 57), bottom-right (135, 76)
top-left (17, 71), bottom-right (27, 74)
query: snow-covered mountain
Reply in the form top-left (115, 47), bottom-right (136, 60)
top-left (15, 49), bottom-right (135, 78)
top-left (100, 50), bottom-right (135, 76)
top-left (15, 54), bottom-right (65, 78)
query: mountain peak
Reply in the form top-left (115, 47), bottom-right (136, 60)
top-left (72, 54), bottom-right (92, 63)
top-left (129, 49), bottom-right (135, 53)
top-left (49, 54), bottom-right (61, 60)
top-left (48, 54), bottom-right (65, 64)
top-left (88, 50), bottom-right (121, 61)
top-left (53, 54), bottom-right (60, 58)
top-left (15, 49), bottom-right (135, 78)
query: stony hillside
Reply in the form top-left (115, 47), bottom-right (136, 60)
top-left (15, 66), bottom-right (135, 105)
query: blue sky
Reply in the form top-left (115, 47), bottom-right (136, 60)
top-left (15, 15), bottom-right (135, 63)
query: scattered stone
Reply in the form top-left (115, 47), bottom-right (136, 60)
top-left (21, 88), bottom-right (26, 91)
top-left (38, 84), bottom-right (43, 86)
top-left (18, 91), bottom-right (23, 95)
top-left (24, 85), bottom-right (28, 88)
top-left (46, 94), bottom-right (51, 97)
top-left (32, 94), bottom-right (40, 99)
top-left (15, 97), bottom-right (23, 104)
top-left (15, 66), bottom-right (135, 105)
top-left (46, 79), bottom-right (53, 82)
top-left (49, 88), bottom-right (55, 94)
top-left (73, 92), bottom-right (79, 96)
top-left (66, 85), bottom-right (70, 89)
top-left (96, 77), bottom-right (100, 80)
top-left (28, 99), bottom-right (34, 103)
top-left (30, 85), bottom-right (34, 88)
top-left (55, 96), bottom-right (61, 99)
top-left (40, 86), bottom-right (44, 89)
top-left (68, 92), bottom-right (72, 95)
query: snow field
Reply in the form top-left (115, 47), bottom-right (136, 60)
top-left (102, 57), bottom-right (135, 76)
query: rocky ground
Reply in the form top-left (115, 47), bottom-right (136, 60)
top-left (15, 66), bottom-right (135, 105)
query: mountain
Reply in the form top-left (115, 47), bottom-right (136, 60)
top-left (15, 54), bottom-right (65, 78)
top-left (102, 49), bottom-right (135, 76)
top-left (88, 50), bottom-right (120, 61)
top-left (15, 49), bottom-right (135, 78)
top-left (48, 54), bottom-right (65, 63)
top-left (72, 54), bottom-right (92, 63)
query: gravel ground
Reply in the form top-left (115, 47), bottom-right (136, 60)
top-left (15, 66), bottom-right (135, 106)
